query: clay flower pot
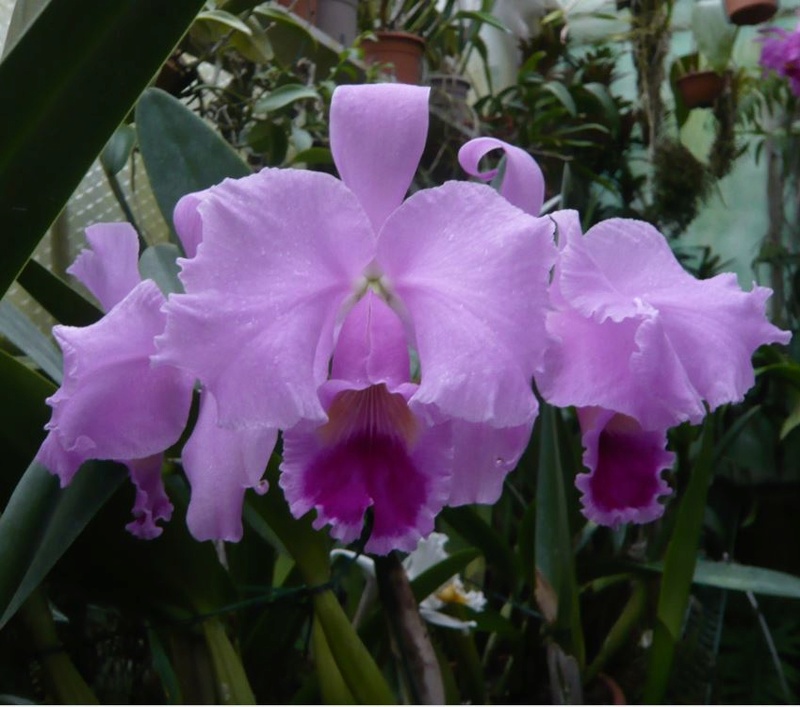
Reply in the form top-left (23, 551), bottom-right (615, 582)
top-left (362, 31), bottom-right (426, 85)
top-left (277, 0), bottom-right (318, 23)
top-left (676, 71), bottom-right (725, 109)
top-left (724, 0), bottom-right (777, 25)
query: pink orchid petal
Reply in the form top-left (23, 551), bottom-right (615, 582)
top-left (35, 431), bottom-right (87, 487)
top-left (173, 191), bottom-right (204, 259)
top-left (330, 84), bottom-right (430, 231)
top-left (38, 281), bottom-right (194, 479)
top-left (458, 137), bottom-right (545, 216)
top-left (575, 408), bottom-right (674, 526)
top-left (155, 169), bottom-right (376, 430)
top-left (331, 291), bottom-right (410, 389)
top-left (548, 209), bottom-right (583, 308)
top-left (446, 419), bottom-right (533, 506)
top-left (545, 218), bottom-right (791, 427)
top-left (377, 181), bottom-right (556, 427)
top-left (68, 223), bottom-right (141, 311)
top-left (558, 219), bottom-right (690, 323)
top-left (644, 273), bottom-right (790, 415)
top-left (183, 391), bottom-right (275, 542)
top-left (540, 309), bottom-right (705, 430)
top-left (124, 455), bottom-right (173, 539)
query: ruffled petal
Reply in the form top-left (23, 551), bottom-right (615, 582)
top-left (124, 455), bottom-right (173, 539)
top-left (547, 218), bottom-right (791, 426)
top-left (182, 391), bottom-right (275, 542)
top-left (644, 274), bottom-right (790, 415)
top-left (41, 281), bottom-right (194, 468)
top-left (330, 84), bottom-right (430, 231)
top-left (377, 181), bottom-right (556, 427)
top-left (330, 291), bottom-right (410, 389)
top-left (446, 419), bottom-right (532, 506)
top-left (575, 408), bottom-right (674, 526)
top-left (173, 191), bottom-right (205, 259)
top-left (280, 385), bottom-right (452, 555)
top-left (540, 309), bottom-right (705, 430)
top-left (458, 137), bottom-right (545, 216)
top-left (68, 223), bottom-right (141, 311)
top-left (155, 169), bottom-right (376, 430)
top-left (35, 429), bottom-right (86, 487)
top-left (558, 219), bottom-right (690, 323)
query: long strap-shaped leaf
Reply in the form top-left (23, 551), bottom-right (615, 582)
top-left (0, 0), bottom-right (204, 299)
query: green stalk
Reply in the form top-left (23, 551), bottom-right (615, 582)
top-left (18, 587), bottom-right (98, 704)
top-left (202, 617), bottom-right (256, 704)
top-left (643, 421), bottom-right (715, 703)
top-left (260, 472), bottom-right (395, 705)
top-left (312, 616), bottom-right (356, 704)
top-left (535, 404), bottom-right (585, 667)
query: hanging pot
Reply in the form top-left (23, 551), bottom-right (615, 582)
top-left (724, 0), bottom-right (777, 25)
top-left (676, 71), bottom-right (725, 109)
top-left (362, 31), bottom-right (426, 85)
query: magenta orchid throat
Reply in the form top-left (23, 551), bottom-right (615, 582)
top-left (36, 83), bottom-right (790, 551)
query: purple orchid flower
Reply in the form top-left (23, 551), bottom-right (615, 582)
top-left (35, 223), bottom-right (195, 538)
top-left (759, 24), bottom-right (800, 96)
top-left (538, 210), bottom-right (791, 526)
top-left (155, 83), bottom-right (556, 553)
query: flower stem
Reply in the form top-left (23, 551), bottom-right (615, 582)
top-left (18, 587), bottom-right (98, 704)
top-left (375, 552), bottom-right (445, 705)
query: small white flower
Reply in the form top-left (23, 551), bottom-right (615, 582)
top-left (331, 532), bottom-right (486, 634)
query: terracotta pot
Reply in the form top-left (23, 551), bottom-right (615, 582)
top-left (317, 0), bottom-right (358, 47)
top-left (724, 0), bottom-right (777, 25)
top-left (362, 31), bottom-right (425, 85)
top-left (277, 0), bottom-right (318, 23)
top-left (676, 71), bottom-right (724, 109)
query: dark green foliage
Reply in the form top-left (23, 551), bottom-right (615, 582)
top-left (650, 139), bottom-right (714, 238)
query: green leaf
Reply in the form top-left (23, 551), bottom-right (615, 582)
top-left (0, 350), bottom-right (54, 474)
top-left (410, 548), bottom-right (481, 604)
top-left (644, 421), bottom-right (715, 704)
top-left (641, 559), bottom-right (800, 600)
top-left (288, 146), bottom-right (333, 166)
top-left (582, 82), bottom-right (620, 137)
top-left (17, 259), bottom-right (102, 328)
top-left (255, 84), bottom-right (321, 114)
top-left (139, 244), bottom-right (184, 296)
top-left (542, 81), bottom-right (577, 116)
top-left (535, 404), bottom-right (584, 666)
top-left (0, 300), bottom-right (62, 382)
top-left (691, 0), bottom-right (737, 73)
top-left (0, 0), bottom-right (205, 300)
top-left (0, 461), bottom-right (127, 629)
top-left (195, 8), bottom-right (253, 35)
top-left (100, 124), bottom-right (137, 177)
top-left (135, 88), bottom-right (250, 240)
top-left (440, 506), bottom-right (516, 585)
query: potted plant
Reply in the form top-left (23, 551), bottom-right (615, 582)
top-left (674, 54), bottom-right (726, 109)
top-left (673, 0), bottom-right (738, 110)
top-left (424, 0), bottom-right (506, 94)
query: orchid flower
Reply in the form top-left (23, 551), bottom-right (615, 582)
top-left (35, 223), bottom-right (195, 538)
top-left (155, 83), bottom-right (556, 553)
top-left (331, 532), bottom-right (485, 633)
top-left (759, 23), bottom-right (800, 96)
top-left (538, 210), bottom-right (791, 526)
